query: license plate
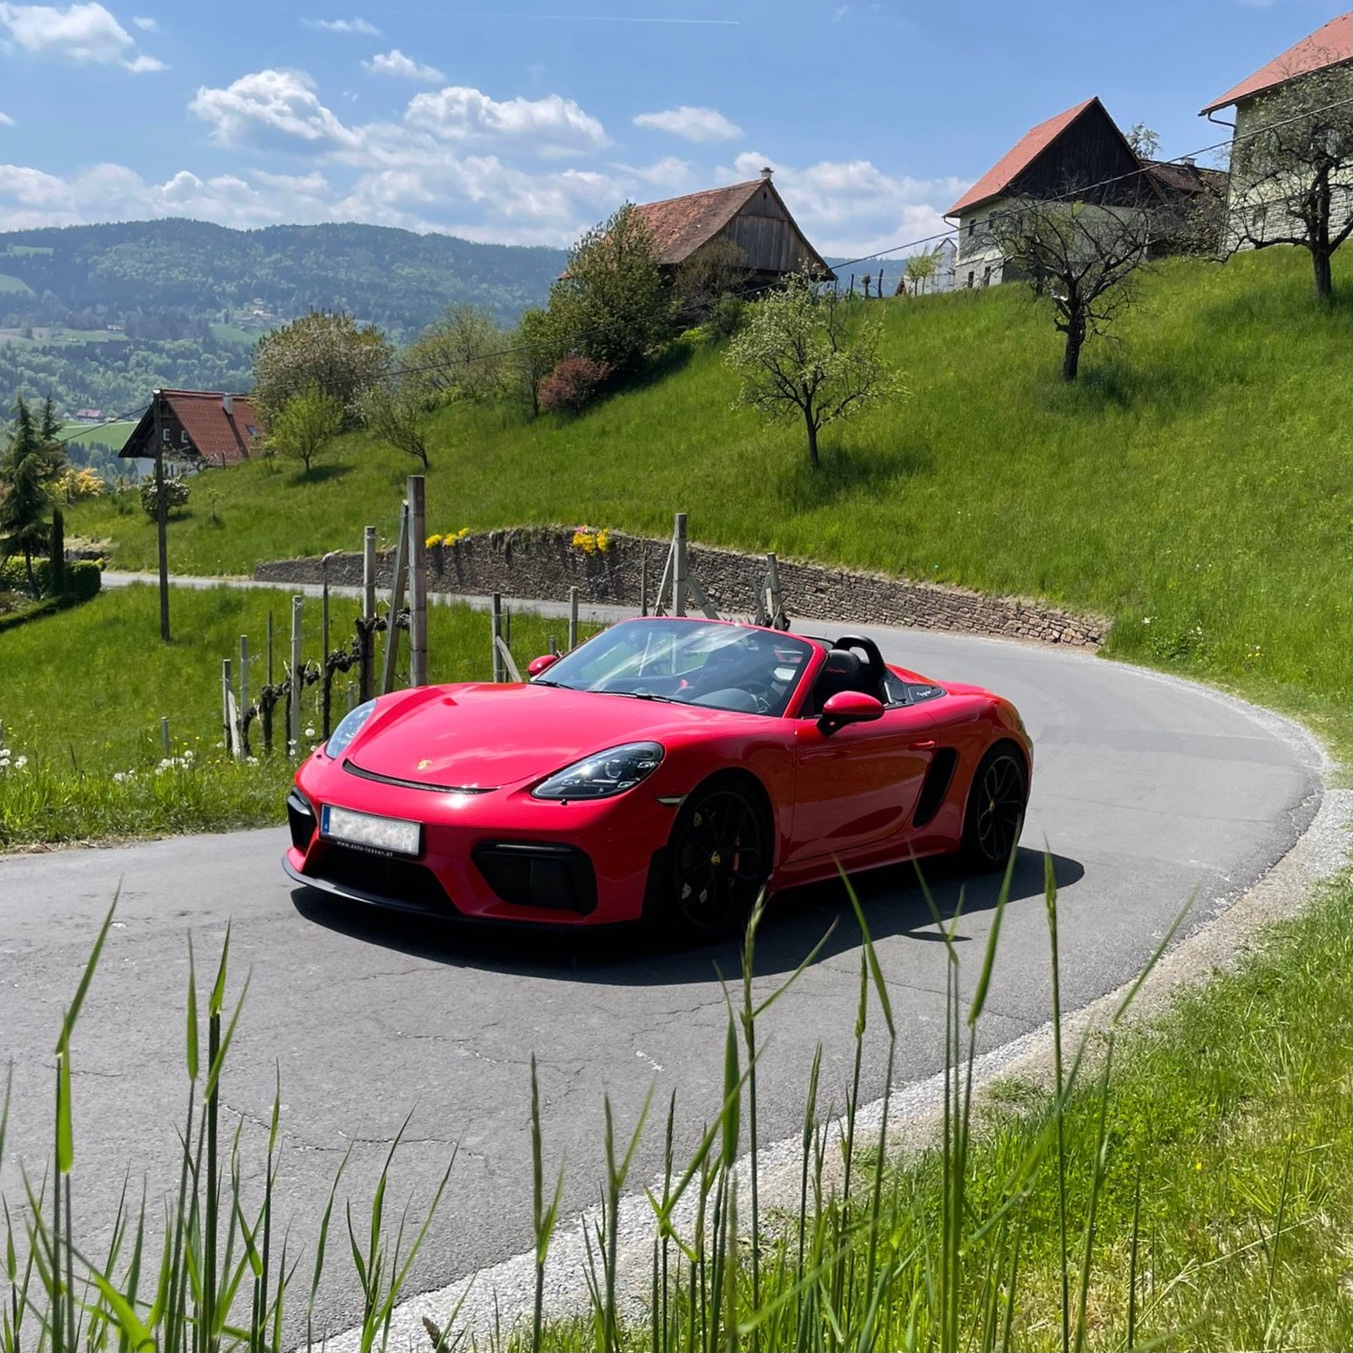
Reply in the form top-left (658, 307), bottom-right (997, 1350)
top-left (321, 805), bottom-right (422, 857)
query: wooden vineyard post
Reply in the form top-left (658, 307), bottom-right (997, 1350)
top-left (264, 611), bottom-right (275, 756)
top-left (568, 586), bottom-right (579, 651)
top-left (640, 551), bottom-right (648, 616)
top-left (408, 476), bottom-right (428, 687)
top-left (491, 592), bottom-right (503, 682)
top-left (381, 501), bottom-right (410, 694)
top-left (153, 391), bottom-right (170, 643)
top-left (160, 716), bottom-right (171, 758)
top-left (221, 658), bottom-right (239, 760)
top-left (238, 635), bottom-right (250, 754)
top-left (360, 525), bottom-right (377, 702)
top-left (289, 595), bottom-right (303, 759)
top-left (672, 512), bottom-right (687, 617)
top-left (320, 552), bottom-right (335, 740)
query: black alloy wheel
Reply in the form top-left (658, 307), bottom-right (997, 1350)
top-left (667, 781), bottom-right (771, 939)
top-left (961, 746), bottom-right (1028, 872)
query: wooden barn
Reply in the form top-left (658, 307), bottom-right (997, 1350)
top-left (633, 169), bottom-right (835, 289)
top-left (120, 389), bottom-right (264, 469)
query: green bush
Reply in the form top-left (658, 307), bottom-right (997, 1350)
top-left (139, 477), bottom-right (191, 517)
top-left (65, 559), bottom-right (102, 601)
top-left (0, 556), bottom-right (101, 600)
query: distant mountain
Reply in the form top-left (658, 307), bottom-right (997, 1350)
top-left (0, 218), bottom-right (568, 336)
top-left (0, 218), bottom-right (568, 430)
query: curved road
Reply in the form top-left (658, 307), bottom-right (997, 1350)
top-left (0, 619), bottom-right (1323, 1341)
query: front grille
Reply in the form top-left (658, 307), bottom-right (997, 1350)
top-left (472, 842), bottom-right (597, 914)
top-left (287, 790), bottom-right (316, 851)
top-left (310, 842), bottom-right (454, 912)
top-left (343, 759), bottom-right (496, 795)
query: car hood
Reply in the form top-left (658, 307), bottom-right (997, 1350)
top-left (344, 682), bottom-right (754, 790)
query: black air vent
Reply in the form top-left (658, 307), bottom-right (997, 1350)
top-left (914, 748), bottom-right (959, 828)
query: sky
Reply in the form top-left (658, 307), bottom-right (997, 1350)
top-left (0, 0), bottom-right (1346, 259)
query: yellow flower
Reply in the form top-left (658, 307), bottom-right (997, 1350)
top-left (425, 534), bottom-right (444, 548)
top-left (596, 529), bottom-right (610, 553)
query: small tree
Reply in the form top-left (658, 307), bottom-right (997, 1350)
top-left (0, 396), bottom-right (67, 594)
top-left (267, 384), bottom-right (344, 474)
top-left (508, 308), bottom-right (559, 418)
top-left (547, 203), bottom-right (674, 376)
top-left (672, 236), bottom-right (749, 326)
top-left (989, 195), bottom-right (1154, 381)
top-left (903, 248), bottom-right (939, 296)
top-left (363, 380), bottom-right (430, 467)
top-left (725, 270), bottom-right (907, 469)
top-left (1225, 66), bottom-right (1353, 300)
top-left (402, 304), bottom-right (508, 406)
top-left (251, 311), bottom-right (392, 428)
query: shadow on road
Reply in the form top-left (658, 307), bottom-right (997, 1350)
top-left (290, 847), bottom-right (1084, 988)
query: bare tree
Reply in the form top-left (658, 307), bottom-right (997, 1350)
top-left (672, 236), bottom-right (749, 325)
top-left (903, 247), bottom-right (939, 296)
top-left (725, 269), bottom-right (907, 469)
top-left (990, 196), bottom-right (1155, 381)
top-left (1224, 65), bottom-right (1353, 300)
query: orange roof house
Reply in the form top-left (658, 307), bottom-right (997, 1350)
top-left (119, 390), bottom-right (264, 468)
top-left (1201, 10), bottom-right (1352, 116)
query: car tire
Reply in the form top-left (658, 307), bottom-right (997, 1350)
top-left (958, 743), bottom-right (1028, 873)
top-left (661, 778), bottom-right (772, 942)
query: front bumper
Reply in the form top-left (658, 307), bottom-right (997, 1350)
top-left (284, 753), bottom-right (678, 925)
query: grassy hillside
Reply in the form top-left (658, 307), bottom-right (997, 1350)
top-left (72, 246), bottom-right (1352, 754)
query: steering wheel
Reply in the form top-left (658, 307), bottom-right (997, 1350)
top-left (831, 634), bottom-right (888, 698)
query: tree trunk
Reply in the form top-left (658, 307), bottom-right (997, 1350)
top-left (1312, 246), bottom-right (1333, 300)
top-left (1061, 314), bottom-right (1085, 382)
top-left (804, 412), bottom-right (821, 470)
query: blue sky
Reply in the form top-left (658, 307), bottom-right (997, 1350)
top-left (0, 0), bottom-right (1345, 256)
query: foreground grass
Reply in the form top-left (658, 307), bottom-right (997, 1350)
top-left (3, 861), bottom-right (1347, 1350)
top-left (72, 246), bottom-right (1353, 759)
top-left (0, 582), bottom-right (579, 847)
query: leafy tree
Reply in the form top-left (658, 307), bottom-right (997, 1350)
top-left (902, 247), bottom-right (939, 296)
top-left (363, 381), bottom-right (430, 466)
top-left (1126, 122), bottom-right (1161, 159)
top-left (508, 307), bottom-right (559, 418)
top-left (989, 195), bottom-right (1154, 381)
top-left (546, 203), bottom-right (674, 377)
top-left (251, 311), bottom-right (392, 428)
top-left (725, 270), bottom-right (907, 469)
top-left (0, 396), bottom-right (67, 594)
top-left (401, 304), bottom-right (508, 406)
top-left (538, 356), bottom-right (612, 415)
top-left (1224, 67), bottom-right (1353, 300)
top-left (267, 384), bottom-right (344, 473)
top-left (672, 237), bottom-right (749, 326)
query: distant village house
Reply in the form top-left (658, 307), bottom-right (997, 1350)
top-left (1200, 10), bottom-right (1353, 252)
top-left (119, 389), bottom-right (264, 469)
top-left (946, 97), bottom-right (1224, 288)
top-left (632, 169), bottom-right (836, 291)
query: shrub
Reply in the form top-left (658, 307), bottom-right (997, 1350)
top-left (139, 477), bottom-right (191, 517)
top-left (539, 356), bottom-right (612, 415)
top-left (66, 559), bottom-right (102, 602)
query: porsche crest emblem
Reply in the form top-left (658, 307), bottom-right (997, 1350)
top-left (416, 758), bottom-right (433, 770)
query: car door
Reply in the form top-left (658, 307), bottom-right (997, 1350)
top-left (784, 701), bottom-right (939, 867)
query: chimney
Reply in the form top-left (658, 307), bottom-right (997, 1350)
top-left (222, 392), bottom-right (233, 416)
top-left (1181, 155), bottom-right (1195, 168)
top-left (759, 166), bottom-right (773, 181)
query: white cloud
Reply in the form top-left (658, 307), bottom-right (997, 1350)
top-left (362, 48), bottom-right (444, 83)
top-left (0, 111), bottom-right (13, 125)
top-left (131, 13), bottom-right (154, 28)
top-left (403, 87), bottom-right (608, 156)
top-left (190, 68), bottom-right (362, 148)
top-left (632, 105), bottom-right (742, 144)
top-left (724, 151), bottom-right (966, 257)
top-left (305, 16), bottom-right (377, 34)
top-left (0, 1), bottom-right (163, 70)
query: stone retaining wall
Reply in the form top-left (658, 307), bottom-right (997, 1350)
top-left (254, 527), bottom-right (1107, 648)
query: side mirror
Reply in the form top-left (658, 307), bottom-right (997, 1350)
top-left (818, 690), bottom-right (885, 733)
top-left (528, 653), bottom-right (561, 678)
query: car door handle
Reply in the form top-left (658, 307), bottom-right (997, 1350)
top-left (910, 738), bottom-right (937, 750)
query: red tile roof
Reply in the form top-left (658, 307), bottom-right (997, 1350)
top-left (946, 98), bottom-right (1100, 217)
top-left (634, 180), bottom-right (764, 265)
top-left (120, 389), bottom-right (264, 467)
top-left (1201, 11), bottom-right (1352, 114)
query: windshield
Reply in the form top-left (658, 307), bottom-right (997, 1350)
top-left (536, 619), bottom-right (816, 717)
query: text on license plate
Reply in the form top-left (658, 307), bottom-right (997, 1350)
top-left (321, 805), bottom-right (422, 857)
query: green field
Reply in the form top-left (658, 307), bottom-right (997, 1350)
top-left (0, 273), bottom-right (32, 293)
top-left (72, 246), bottom-right (1352, 758)
top-left (61, 419), bottom-right (138, 449)
top-left (210, 322), bottom-right (261, 346)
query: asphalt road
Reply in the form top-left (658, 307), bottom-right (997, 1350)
top-left (0, 621), bottom-right (1322, 1342)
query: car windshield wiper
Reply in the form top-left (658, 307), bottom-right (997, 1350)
top-left (602, 689), bottom-right (680, 703)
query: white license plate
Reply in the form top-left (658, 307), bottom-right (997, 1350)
top-left (321, 805), bottom-right (422, 857)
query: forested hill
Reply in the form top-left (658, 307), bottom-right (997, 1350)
top-left (0, 218), bottom-right (568, 334)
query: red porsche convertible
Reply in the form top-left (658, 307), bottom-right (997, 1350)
top-left (284, 616), bottom-right (1032, 938)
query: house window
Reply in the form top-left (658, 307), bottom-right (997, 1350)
top-left (967, 271), bottom-right (975, 289)
top-left (967, 217), bottom-right (977, 236)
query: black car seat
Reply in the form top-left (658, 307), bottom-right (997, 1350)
top-left (809, 648), bottom-right (865, 714)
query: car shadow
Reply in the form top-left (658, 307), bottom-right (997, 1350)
top-left (290, 847), bottom-right (1085, 987)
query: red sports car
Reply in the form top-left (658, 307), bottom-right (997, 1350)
top-left (284, 616), bottom-right (1032, 938)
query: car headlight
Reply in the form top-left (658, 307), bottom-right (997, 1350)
top-left (532, 741), bottom-right (664, 801)
top-left (325, 699), bottom-right (377, 760)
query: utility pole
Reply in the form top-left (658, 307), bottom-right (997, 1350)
top-left (153, 391), bottom-right (170, 641)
